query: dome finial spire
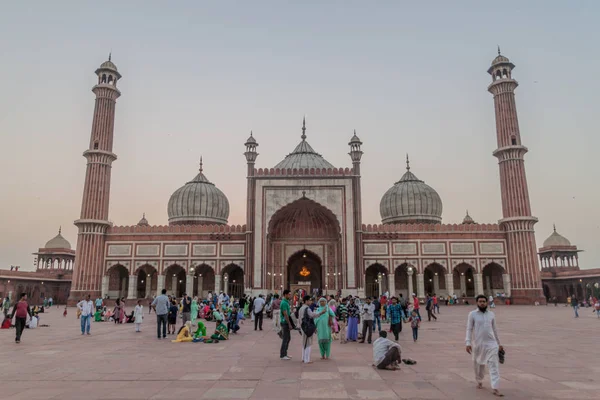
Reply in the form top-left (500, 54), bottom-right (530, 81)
top-left (199, 156), bottom-right (203, 173)
top-left (553, 223), bottom-right (556, 232)
top-left (59, 226), bottom-right (61, 234)
top-left (301, 116), bottom-right (307, 140)
top-left (406, 154), bottom-right (410, 171)
top-left (497, 45), bottom-right (501, 55)
top-left (108, 51), bottom-right (112, 61)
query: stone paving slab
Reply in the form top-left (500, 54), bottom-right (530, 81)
top-left (1, 304), bottom-right (598, 399)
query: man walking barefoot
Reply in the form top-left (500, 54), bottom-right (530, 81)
top-left (466, 295), bottom-right (504, 397)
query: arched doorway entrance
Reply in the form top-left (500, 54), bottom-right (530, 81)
top-left (107, 264), bottom-right (129, 299)
top-left (192, 264), bottom-right (215, 299)
top-left (482, 263), bottom-right (505, 296)
top-left (287, 250), bottom-right (322, 296)
top-left (136, 264), bottom-right (157, 298)
top-left (424, 263), bottom-right (446, 296)
top-left (453, 263), bottom-right (475, 298)
top-left (543, 284), bottom-right (551, 301)
top-left (164, 264), bottom-right (186, 297)
top-left (365, 264), bottom-right (388, 298)
top-left (267, 196), bottom-right (342, 293)
top-left (394, 263), bottom-right (417, 299)
top-left (222, 263), bottom-right (244, 299)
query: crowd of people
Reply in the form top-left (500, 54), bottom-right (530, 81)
top-left (6, 285), bottom-right (600, 397)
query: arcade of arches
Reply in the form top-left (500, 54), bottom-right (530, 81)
top-left (364, 262), bottom-right (509, 299)
top-left (266, 197), bottom-right (342, 294)
top-left (102, 262), bottom-right (243, 300)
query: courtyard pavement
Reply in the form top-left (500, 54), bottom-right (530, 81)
top-left (1, 303), bottom-right (598, 399)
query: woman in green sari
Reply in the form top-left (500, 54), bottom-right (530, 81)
top-left (315, 297), bottom-right (335, 360)
top-left (191, 297), bottom-right (199, 325)
top-left (211, 321), bottom-right (229, 340)
top-left (194, 321), bottom-right (207, 339)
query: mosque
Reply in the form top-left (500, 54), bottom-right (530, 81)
top-left (1, 51), bottom-right (598, 305)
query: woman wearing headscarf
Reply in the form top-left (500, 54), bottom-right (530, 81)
top-left (328, 299), bottom-right (338, 339)
top-left (172, 321), bottom-right (193, 342)
top-left (119, 297), bottom-right (127, 324)
top-left (346, 297), bottom-right (359, 342)
top-left (315, 297), bottom-right (336, 360)
top-left (191, 297), bottom-right (199, 325)
top-left (211, 320), bottom-right (229, 340)
top-left (193, 321), bottom-right (207, 339)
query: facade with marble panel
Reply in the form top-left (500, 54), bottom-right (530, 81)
top-left (17, 51), bottom-right (564, 305)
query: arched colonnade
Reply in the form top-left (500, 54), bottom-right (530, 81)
top-left (364, 261), bottom-right (510, 299)
top-left (102, 262), bottom-right (244, 300)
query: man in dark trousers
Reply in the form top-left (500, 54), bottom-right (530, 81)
top-left (11, 293), bottom-right (32, 343)
top-left (279, 290), bottom-right (293, 360)
top-left (181, 293), bottom-right (191, 325)
top-left (426, 294), bottom-right (437, 321)
top-left (253, 294), bottom-right (266, 330)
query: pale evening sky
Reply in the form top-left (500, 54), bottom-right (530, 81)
top-left (0, 1), bottom-right (598, 271)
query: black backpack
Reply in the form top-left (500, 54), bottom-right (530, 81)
top-left (301, 308), bottom-right (316, 337)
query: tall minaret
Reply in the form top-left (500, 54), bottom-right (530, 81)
top-left (348, 130), bottom-right (363, 291)
top-left (244, 131), bottom-right (258, 292)
top-left (488, 49), bottom-right (544, 304)
top-left (69, 56), bottom-right (122, 302)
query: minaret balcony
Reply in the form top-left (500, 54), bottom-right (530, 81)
top-left (492, 145), bottom-right (528, 162)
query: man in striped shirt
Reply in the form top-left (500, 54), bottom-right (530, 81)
top-left (336, 297), bottom-right (349, 344)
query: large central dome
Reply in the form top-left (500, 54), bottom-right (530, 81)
top-left (167, 160), bottom-right (229, 225)
top-left (274, 118), bottom-right (335, 170)
top-left (380, 157), bottom-right (443, 224)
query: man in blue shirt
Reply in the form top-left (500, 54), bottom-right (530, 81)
top-left (95, 297), bottom-right (103, 312)
top-left (388, 296), bottom-right (406, 341)
top-left (151, 289), bottom-right (170, 339)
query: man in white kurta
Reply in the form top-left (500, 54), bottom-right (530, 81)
top-left (466, 295), bottom-right (504, 397)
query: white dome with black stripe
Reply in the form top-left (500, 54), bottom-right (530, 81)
top-left (380, 157), bottom-right (443, 224)
top-left (167, 159), bottom-right (229, 225)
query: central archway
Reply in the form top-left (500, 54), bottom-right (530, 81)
top-left (287, 250), bottom-right (322, 295)
top-left (267, 196), bottom-right (342, 293)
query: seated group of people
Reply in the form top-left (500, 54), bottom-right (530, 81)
top-left (173, 304), bottom-right (242, 343)
top-left (1, 312), bottom-right (46, 329)
top-left (93, 307), bottom-right (136, 323)
top-left (172, 320), bottom-right (229, 343)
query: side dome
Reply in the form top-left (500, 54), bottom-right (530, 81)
top-left (543, 225), bottom-right (571, 247)
top-left (44, 227), bottom-right (72, 249)
top-left (167, 160), bottom-right (229, 225)
top-left (380, 157), bottom-right (443, 224)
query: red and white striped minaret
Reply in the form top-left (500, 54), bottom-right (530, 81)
top-left (488, 48), bottom-right (544, 304)
top-left (69, 56), bottom-right (121, 303)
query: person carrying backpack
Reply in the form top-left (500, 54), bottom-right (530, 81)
top-left (298, 295), bottom-right (325, 364)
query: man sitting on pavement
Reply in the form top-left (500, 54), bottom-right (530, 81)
top-left (372, 331), bottom-right (402, 370)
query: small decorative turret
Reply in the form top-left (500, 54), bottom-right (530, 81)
top-left (348, 130), bottom-right (363, 164)
top-left (462, 210), bottom-right (476, 224)
top-left (244, 131), bottom-right (259, 164)
top-left (137, 213), bottom-right (149, 226)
